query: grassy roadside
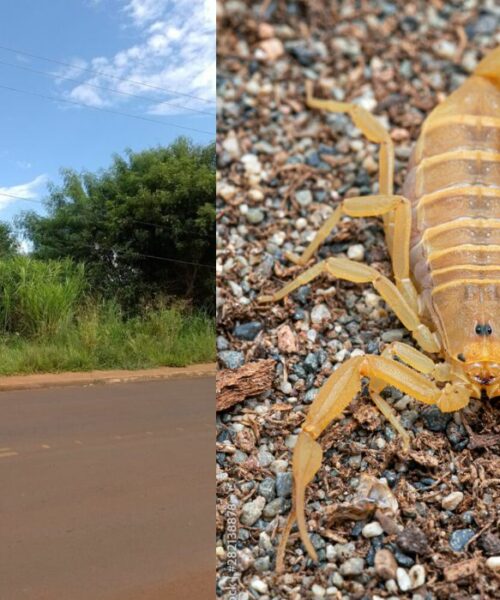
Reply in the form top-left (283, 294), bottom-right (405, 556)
top-left (0, 305), bottom-right (215, 375)
top-left (0, 258), bottom-right (215, 375)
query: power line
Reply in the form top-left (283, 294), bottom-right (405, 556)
top-left (0, 82), bottom-right (214, 136)
top-left (77, 243), bottom-right (215, 269)
top-left (0, 58), bottom-right (215, 117)
top-left (0, 190), bottom-right (215, 270)
top-left (0, 43), bottom-right (214, 105)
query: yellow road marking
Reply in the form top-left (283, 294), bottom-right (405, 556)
top-left (0, 451), bottom-right (18, 458)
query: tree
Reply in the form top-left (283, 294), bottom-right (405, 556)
top-left (19, 138), bottom-right (215, 312)
top-left (0, 222), bottom-right (18, 257)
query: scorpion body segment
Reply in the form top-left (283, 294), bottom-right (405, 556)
top-left (407, 49), bottom-right (500, 392)
top-left (258, 47), bottom-right (500, 570)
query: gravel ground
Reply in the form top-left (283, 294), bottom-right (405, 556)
top-left (216, 2), bottom-right (500, 599)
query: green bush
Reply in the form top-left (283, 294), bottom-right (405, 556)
top-left (0, 257), bottom-right (215, 374)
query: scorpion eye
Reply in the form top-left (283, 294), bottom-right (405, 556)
top-left (457, 353), bottom-right (466, 362)
top-left (475, 323), bottom-right (493, 336)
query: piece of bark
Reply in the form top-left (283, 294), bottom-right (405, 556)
top-left (444, 557), bottom-right (479, 582)
top-left (216, 359), bottom-right (275, 411)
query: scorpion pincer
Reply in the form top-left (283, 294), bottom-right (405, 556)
top-left (258, 46), bottom-right (500, 571)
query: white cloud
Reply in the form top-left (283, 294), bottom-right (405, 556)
top-left (125, 0), bottom-right (169, 26)
top-left (0, 175), bottom-right (47, 209)
top-left (15, 160), bottom-right (32, 169)
top-left (69, 84), bottom-right (105, 107)
top-left (57, 0), bottom-right (215, 118)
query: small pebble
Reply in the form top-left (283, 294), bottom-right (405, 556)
top-left (422, 405), bottom-right (452, 432)
top-left (296, 189), bottom-right (313, 207)
top-left (449, 528), bottom-right (475, 552)
top-left (233, 321), bottom-right (262, 340)
top-left (311, 583), bottom-right (326, 597)
top-left (263, 497), bottom-right (283, 518)
top-left (347, 244), bottom-right (365, 261)
top-left (240, 496), bottom-right (266, 526)
top-left (396, 567), bottom-right (411, 592)
top-left (219, 350), bottom-right (244, 370)
top-left (276, 472), bottom-right (292, 498)
top-left (340, 557), bottom-right (365, 576)
top-left (250, 576), bottom-right (269, 594)
top-left (441, 491), bottom-right (464, 511)
top-left (311, 303), bottom-right (331, 324)
top-left (258, 38), bottom-right (284, 62)
top-left (246, 208), bottom-right (265, 224)
top-left (397, 527), bottom-right (429, 555)
top-left (258, 477), bottom-right (276, 502)
top-left (486, 556), bottom-right (500, 572)
top-left (375, 549), bottom-right (398, 580)
top-left (409, 564), bottom-right (426, 589)
top-left (362, 522), bottom-right (384, 538)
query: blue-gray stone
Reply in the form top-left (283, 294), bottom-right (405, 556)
top-left (216, 336), bottom-right (230, 351)
top-left (258, 477), bottom-right (276, 502)
top-left (304, 352), bottom-right (319, 373)
top-left (233, 321), bottom-right (263, 341)
top-left (422, 405), bottom-right (452, 432)
top-left (219, 350), bottom-right (244, 370)
top-left (450, 529), bottom-right (475, 552)
top-left (275, 472), bottom-right (292, 498)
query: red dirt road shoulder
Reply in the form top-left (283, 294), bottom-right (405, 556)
top-left (0, 363), bottom-right (215, 392)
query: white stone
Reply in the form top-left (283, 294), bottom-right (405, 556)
top-left (311, 583), bottom-right (326, 597)
top-left (409, 564), bottom-right (426, 589)
top-left (248, 189), bottom-right (264, 201)
top-left (396, 567), bottom-right (411, 592)
top-left (350, 349), bottom-right (365, 358)
top-left (311, 303), bottom-right (331, 324)
top-left (218, 183), bottom-right (237, 200)
top-left (296, 217), bottom-right (308, 230)
top-left (334, 348), bottom-right (348, 362)
top-left (486, 556), bottom-right (500, 572)
top-left (222, 133), bottom-right (240, 159)
top-left (441, 491), bottom-right (464, 511)
top-left (362, 521), bottom-right (384, 538)
top-left (229, 281), bottom-right (243, 298)
top-left (296, 189), bottom-right (313, 207)
top-left (241, 154), bottom-right (262, 175)
top-left (347, 244), bottom-right (365, 261)
top-left (250, 576), bottom-right (269, 594)
top-left (271, 231), bottom-right (286, 246)
top-left (270, 459), bottom-right (288, 474)
top-left (364, 291), bottom-right (380, 307)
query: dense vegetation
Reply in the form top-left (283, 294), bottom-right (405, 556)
top-left (19, 138), bottom-right (215, 313)
top-left (0, 139), bottom-right (215, 375)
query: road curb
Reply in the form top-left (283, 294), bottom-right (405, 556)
top-left (0, 363), bottom-right (216, 392)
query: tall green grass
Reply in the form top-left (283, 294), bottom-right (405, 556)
top-left (0, 257), bottom-right (215, 375)
top-left (0, 257), bottom-right (86, 337)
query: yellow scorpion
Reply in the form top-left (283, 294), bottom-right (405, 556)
top-left (258, 46), bottom-right (500, 570)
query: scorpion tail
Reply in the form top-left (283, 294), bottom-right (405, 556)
top-left (474, 46), bottom-right (500, 83)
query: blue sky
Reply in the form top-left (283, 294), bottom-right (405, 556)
top-left (0, 0), bottom-right (215, 226)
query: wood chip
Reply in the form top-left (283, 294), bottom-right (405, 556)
top-left (408, 450), bottom-right (439, 468)
top-left (216, 359), bottom-right (275, 411)
top-left (444, 557), bottom-right (479, 582)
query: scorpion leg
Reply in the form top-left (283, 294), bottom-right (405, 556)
top-left (278, 354), bottom-right (447, 571)
top-left (258, 257), bottom-right (440, 353)
top-left (370, 342), bottom-right (440, 449)
top-left (304, 82), bottom-right (419, 311)
top-left (305, 81), bottom-right (394, 196)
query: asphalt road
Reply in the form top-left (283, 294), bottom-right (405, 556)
top-left (0, 377), bottom-right (214, 600)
